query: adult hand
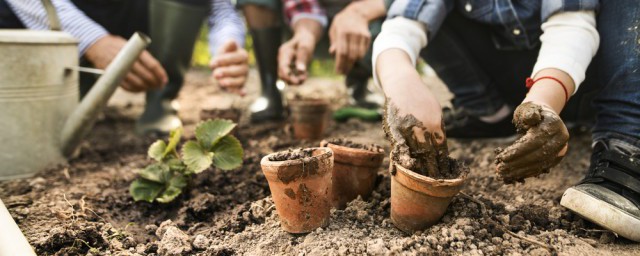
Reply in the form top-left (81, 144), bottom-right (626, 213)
top-left (495, 102), bottom-right (569, 183)
top-left (85, 34), bottom-right (167, 92)
top-left (278, 19), bottom-right (322, 85)
top-left (210, 40), bottom-right (249, 96)
top-left (329, 9), bottom-right (371, 74)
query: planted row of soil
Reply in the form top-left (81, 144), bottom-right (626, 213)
top-left (0, 71), bottom-right (638, 255)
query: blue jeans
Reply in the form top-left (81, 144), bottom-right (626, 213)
top-left (591, 0), bottom-right (640, 146)
top-left (422, 1), bottom-right (640, 145)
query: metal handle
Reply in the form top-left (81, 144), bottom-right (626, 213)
top-left (41, 0), bottom-right (61, 31)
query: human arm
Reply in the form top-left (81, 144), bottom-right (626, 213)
top-left (208, 0), bottom-right (249, 95)
top-left (329, 0), bottom-right (386, 74)
top-left (371, 0), bottom-right (453, 169)
top-left (6, 0), bottom-right (167, 92)
top-left (5, 0), bottom-right (106, 54)
top-left (496, 11), bottom-right (600, 183)
top-left (374, 17), bottom-right (450, 171)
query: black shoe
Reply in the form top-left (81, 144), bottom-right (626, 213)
top-left (443, 106), bottom-right (516, 139)
top-left (561, 139), bottom-right (640, 242)
top-left (347, 79), bottom-right (383, 110)
top-left (346, 62), bottom-right (383, 110)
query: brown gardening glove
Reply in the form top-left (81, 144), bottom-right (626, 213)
top-left (495, 102), bottom-right (569, 183)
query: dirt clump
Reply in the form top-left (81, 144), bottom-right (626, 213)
top-left (156, 220), bottom-right (192, 255)
top-left (35, 222), bottom-right (107, 255)
top-left (268, 148), bottom-right (315, 161)
top-left (321, 138), bottom-right (384, 153)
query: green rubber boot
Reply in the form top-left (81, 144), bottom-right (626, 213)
top-left (136, 0), bottom-right (208, 135)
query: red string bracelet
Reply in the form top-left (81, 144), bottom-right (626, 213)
top-left (526, 76), bottom-right (569, 103)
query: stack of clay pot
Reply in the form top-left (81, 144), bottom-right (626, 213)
top-left (261, 141), bottom-right (467, 234)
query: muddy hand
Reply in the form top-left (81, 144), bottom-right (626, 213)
top-left (495, 102), bottom-right (569, 183)
top-left (384, 100), bottom-right (449, 177)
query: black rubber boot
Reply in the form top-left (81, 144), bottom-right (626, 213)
top-left (346, 62), bottom-right (382, 110)
top-left (136, 0), bottom-right (208, 135)
top-left (249, 27), bottom-right (284, 123)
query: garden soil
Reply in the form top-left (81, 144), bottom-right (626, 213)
top-left (1, 70), bottom-right (639, 255)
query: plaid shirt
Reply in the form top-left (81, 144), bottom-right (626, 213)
top-left (283, 0), bottom-right (328, 27)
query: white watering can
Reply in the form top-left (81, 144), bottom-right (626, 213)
top-left (0, 0), bottom-right (151, 180)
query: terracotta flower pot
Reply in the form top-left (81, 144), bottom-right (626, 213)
top-left (389, 159), bottom-right (466, 233)
top-left (290, 99), bottom-right (330, 140)
top-left (200, 108), bottom-right (241, 124)
top-left (260, 147), bottom-right (333, 233)
top-left (320, 139), bottom-right (385, 209)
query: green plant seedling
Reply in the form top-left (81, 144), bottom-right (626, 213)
top-left (130, 119), bottom-right (244, 203)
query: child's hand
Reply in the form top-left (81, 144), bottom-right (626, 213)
top-left (377, 49), bottom-right (448, 173)
top-left (377, 49), bottom-right (444, 142)
top-left (495, 102), bottom-right (569, 183)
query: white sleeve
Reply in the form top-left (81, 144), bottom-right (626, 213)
top-left (372, 17), bottom-right (428, 87)
top-left (5, 0), bottom-right (108, 55)
top-left (532, 11), bottom-right (599, 94)
top-left (208, 0), bottom-right (246, 55)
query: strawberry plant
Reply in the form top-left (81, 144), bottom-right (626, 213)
top-left (130, 119), bottom-right (243, 203)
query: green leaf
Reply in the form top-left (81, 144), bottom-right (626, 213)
top-left (156, 187), bottom-right (182, 203)
top-left (156, 174), bottom-right (187, 203)
top-left (148, 140), bottom-right (167, 161)
top-left (182, 140), bottom-right (214, 174)
top-left (164, 127), bottom-right (183, 156)
top-left (195, 119), bottom-right (236, 150)
top-left (166, 158), bottom-right (187, 172)
top-left (130, 179), bottom-right (164, 203)
top-left (211, 135), bottom-right (244, 171)
top-left (169, 173), bottom-right (188, 188)
top-left (138, 163), bottom-right (169, 183)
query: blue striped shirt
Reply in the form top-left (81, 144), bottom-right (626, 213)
top-left (6, 0), bottom-right (245, 56)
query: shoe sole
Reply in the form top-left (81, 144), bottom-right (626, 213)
top-left (561, 187), bottom-right (640, 242)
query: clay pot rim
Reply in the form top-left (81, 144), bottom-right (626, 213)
top-left (289, 99), bottom-right (330, 107)
top-left (393, 161), bottom-right (465, 186)
top-left (260, 147), bottom-right (333, 169)
top-left (320, 140), bottom-right (385, 156)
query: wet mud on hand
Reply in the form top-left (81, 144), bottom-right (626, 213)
top-left (495, 102), bottom-right (569, 183)
top-left (383, 101), bottom-right (462, 179)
